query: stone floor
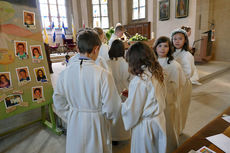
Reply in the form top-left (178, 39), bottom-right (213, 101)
top-left (0, 60), bottom-right (230, 153)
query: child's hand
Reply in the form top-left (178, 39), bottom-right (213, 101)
top-left (121, 90), bottom-right (128, 97)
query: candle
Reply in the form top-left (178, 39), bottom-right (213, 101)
top-left (151, 32), bottom-right (154, 39)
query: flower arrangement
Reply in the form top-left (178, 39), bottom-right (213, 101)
top-left (129, 33), bottom-right (148, 41)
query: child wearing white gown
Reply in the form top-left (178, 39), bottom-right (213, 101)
top-left (107, 39), bottom-right (131, 143)
top-left (53, 29), bottom-right (121, 153)
top-left (171, 28), bottom-right (195, 133)
top-left (122, 42), bottom-right (167, 153)
top-left (153, 36), bottom-right (186, 153)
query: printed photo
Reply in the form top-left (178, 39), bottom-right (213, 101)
top-left (14, 41), bottom-right (28, 60)
top-left (4, 94), bottom-right (22, 109)
top-left (23, 10), bottom-right (35, 26)
top-left (16, 67), bottom-right (31, 83)
top-left (30, 45), bottom-right (43, 62)
top-left (34, 67), bottom-right (48, 83)
top-left (0, 72), bottom-right (12, 89)
top-left (32, 86), bottom-right (44, 102)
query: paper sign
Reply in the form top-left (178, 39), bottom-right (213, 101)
top-left (222, 116), bottom-right (230, 123)
top-left (206, 133), bottom-right (230, 153)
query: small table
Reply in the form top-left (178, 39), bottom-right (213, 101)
top-left (173, 107), bottom-right (230, 153)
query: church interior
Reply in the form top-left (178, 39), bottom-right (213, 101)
top-left (0, 0), bottom-right (230, 153)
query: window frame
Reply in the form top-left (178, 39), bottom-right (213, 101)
top-left (39, 0), bottom-right (68, 30)
top-left (132, 0), bottom-right (147, 21)
top-left (91, 0), bottom-right (110, 29)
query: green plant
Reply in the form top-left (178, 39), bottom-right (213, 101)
top-left (129, 33), bottom-right (148, 41)
top-left (105, 27), bottom-right (115, 41)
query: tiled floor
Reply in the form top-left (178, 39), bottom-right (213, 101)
top-left (0, 60), bottom-right (230, 153)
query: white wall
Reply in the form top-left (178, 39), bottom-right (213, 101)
top-left (156, 0), bottom-right (197, 45)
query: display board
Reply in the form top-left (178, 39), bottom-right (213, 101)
top-left (0, 1), bottom-right (53, 120)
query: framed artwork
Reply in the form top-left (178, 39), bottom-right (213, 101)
top-left (159, 0), bottom-right (170, 21)
top-left (175, 0), bottom-right (189, 18)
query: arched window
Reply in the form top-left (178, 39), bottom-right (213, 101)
top-left (39, 0), bottom-right (68, 29)
top-left (92, 0), bottom-right (109, 29)
top-left (132, 0), bottom-right (146, 20)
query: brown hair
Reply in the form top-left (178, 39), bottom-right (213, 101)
top-left (153, 36), bottom-right (174, 64)
top-left (181, 26), bottom-right (191, 32)
top-left (77, 28), bottom-right (101, 54)
top-left (126, 42), bottom-right (164, 84)
top-left (93, 27), bottom-right (104, 36)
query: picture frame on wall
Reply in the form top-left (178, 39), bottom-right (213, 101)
top-left (175, 0), bottom-right (189, 18)
top-left (159, 0), bottom-right (170, 21)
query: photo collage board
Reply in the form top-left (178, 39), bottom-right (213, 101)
top-left (0, 1), bottom-right (53, 120)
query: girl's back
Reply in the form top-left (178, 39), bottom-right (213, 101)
top-left (122, 71), bottom-right (166, 153)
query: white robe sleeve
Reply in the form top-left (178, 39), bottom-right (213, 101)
top-left (95, 56), bottom-right (112, 73)
top-left (121, 61), bottom-right (131, 90)
top-left (121, 80), bottom-right (147, 130)
top-left (181, 52), bottom-right (195, 79)
top-left (101, 70), bottom-right (121, 124)
top-left (53, 72), bottom-right (70, 122)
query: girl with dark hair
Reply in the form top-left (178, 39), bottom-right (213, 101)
top-left (0, 74), bottom-right (11, 88)
top-left (36, 69), bottom-right (47, 82)
top-left (153, 36), bottom-right (186, 152)
top-left (171, 28), bottom-right (195, 134)
top-left (181, 26), bottom-right (202, 85)
top-left (33, 88), bottom-right (42, 101)
top-left (122, 42), bottom-right (167, 153)
top-left (32, 48), bottom-right (42, 59)
top-left (107, 39), bottom-right (131, 143)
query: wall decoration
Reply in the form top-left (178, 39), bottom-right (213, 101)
top-left (16, 66), bottom-right (31, 84)
top-left (14, 41), bottom-right (28, 60)
top-left (30, 45), bottom-right (43, 63)
top-left (23, 10), bottom-right (35, 26)
top-left (159, 0), bottom-right (170, 21)
top-left (0, 72), bottom-right (12, 89)
top-left (2, 0), bottom-right (37, 8)
top-left (32, 86), bottom-right (45, 103)
top-left (175, 0), bottom-right (189, 18)
top-left (34, 67), bottom-right (48, 83)
top-left (0, 1), bottom-right (60, 136)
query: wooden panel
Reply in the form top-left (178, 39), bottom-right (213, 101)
top-left (124, 22), bottom-right (151, 39)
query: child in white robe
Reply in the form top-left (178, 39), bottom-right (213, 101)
top-left (108, 25), bottom-right (125, 46)
top-left (94, 27), bottom-right (110, 61)
top-left (107, 39), bottom-right (131, 143)
top-left (122, 42), bottom-right (167, 153)
top-left (53, 29), bottom-right (121, 153)
top-left (153, 36), bottom-right (186, 153)
top-left (171, 28), bottom-right (195, 134)
top-left (181, 26), bottom-right (202, 85)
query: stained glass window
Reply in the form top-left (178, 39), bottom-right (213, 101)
top-left (92, 0), bottom-right (109, 29)
top-left (39, 0), bottom-right (68, 29)
top-left (132, 0), bottom-right (146, 20)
